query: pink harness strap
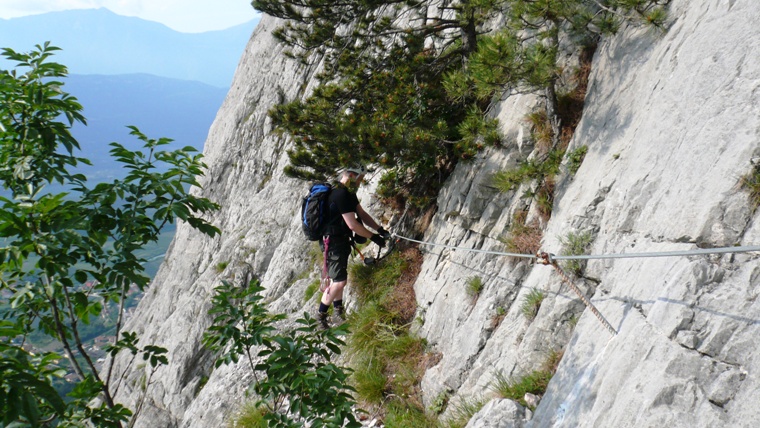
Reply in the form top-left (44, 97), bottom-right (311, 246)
top-left (320, 236), bottom-right (331, 294)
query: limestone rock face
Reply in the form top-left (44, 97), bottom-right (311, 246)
top-left (112, 1), bottom-right (760, 427)
top-left (109, 17), bottom-right (324, 427)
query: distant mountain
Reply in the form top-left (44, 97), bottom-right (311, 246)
top-left (0, 8), bottom-right (258, 87)
top-left (65, 73), bottom-right (227, 181)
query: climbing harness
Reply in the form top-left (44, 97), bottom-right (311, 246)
top-left (391, 232), bottom-right (760, 336)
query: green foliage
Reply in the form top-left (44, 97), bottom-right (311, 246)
top-left (465, 276), bottom-right (485, 299)
top-left (492, 149), bottom-right (562, 219)
top-left (492, 149), bottom-right (563, 194)
top-left (559, 230), bottom-right (594, 276)
top-left (232, 402), bottom-right (269, 428)
top-left (256, 0), bottom-right (669, 213)
top-left (521, 288), bottom-right (546, 321)
top-left (462, 0), bottom-right (670, 105)
top-left (385, 399), bottom-right (438, 428)
top-left (430, 391), bottom-right (450, 415)
top-left (740, 163), bottom-right (760, 209)
top-left (0, 321), bottom-right (67, 426)
top-left (567, 145), bottom-right (589, 175)
top-left (203, 280), bottom-right (360, 428)
top-left (491, 369), bottom-right (553, 410)
top-left (349, 252), bottom-right (406, 306)
top-left (0, 43), bottom-right (220, 426)
top-left (203, 280), bottom-right (282, 370)
top-left (255, 0), bottom-right (507, 210)
top-left (215, 261), bottom-right (230, 273)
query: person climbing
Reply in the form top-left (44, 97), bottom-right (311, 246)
top-left (317, 165), bottom-right (389, 329)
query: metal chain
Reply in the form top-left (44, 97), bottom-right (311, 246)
top-left (536, 252), bottom-right (618, 336)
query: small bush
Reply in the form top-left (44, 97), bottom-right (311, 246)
top-left (501, 210), bottom-right (543, 256)
top-left (465, 276), bottom-right (484, 299)
top-left (740, 164), bottom-right (760, 209)
top-left (490, 306), bottom-right (507, 330)
top-left (534, 177), bottom-right (555, 220)
top-left (491, 166), bottom-right (531, 192)
top-left (526, 109), bottom-right (553, 153)
top-left (559, 230), bottom-right (593, 276)
top-left (521, 288), bottom-right (546, 321)
top-left (494, 151), bottom-right (562, 221)
top-left (430, 391), bottom-right (450, 415)
top-left (566, 145), bottom-right (588, 175)
top-left (231, 403), bottom-right (268, 428)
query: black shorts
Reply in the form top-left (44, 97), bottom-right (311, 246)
top-left (320, 235), bottom-right (351, 282)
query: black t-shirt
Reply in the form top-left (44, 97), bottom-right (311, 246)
top-left (326, 184), bottom-right (359, 236)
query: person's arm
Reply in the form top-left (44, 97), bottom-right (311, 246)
top-left (356, 205), bottom-right (381, 231)
top-left (343, 211), bottom-right (375, 239)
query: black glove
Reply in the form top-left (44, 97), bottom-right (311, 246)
top-left (377, 227), bottom-right (391, 239)
top-left (370, 233), bottom-right (386, 248)
top-left (353, 234), bottom-right (368, 244)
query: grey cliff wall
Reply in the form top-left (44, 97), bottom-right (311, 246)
top-left (112, 0), bottom-right (760, 427)
top-left (110, 17), bottom-right (327, 427)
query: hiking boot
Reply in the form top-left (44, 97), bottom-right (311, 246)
top-left (317, 311), bottom-right (330, 330)
top-left (332, 306), bottom-right (346, 325)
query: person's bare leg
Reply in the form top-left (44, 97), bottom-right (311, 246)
top-left (321, 280), bottom-right (346, 305)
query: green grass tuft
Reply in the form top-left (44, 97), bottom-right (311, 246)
top-left (491, 370), bottom-right (552, 410)
top-left (566, 145), bottom-right (588, 175)
top-left (741, 164), bottom-right (760, 209)
top-left (559, 230), bottom-right (593, 276)
top-left (215, 261), bottom-right (229, 273)
top-left (520, 288), bottom-right (546, 321)
top-left (230, 402), bottom-right (268, 428)
top-left (465, 276), bottom-right (484, 299)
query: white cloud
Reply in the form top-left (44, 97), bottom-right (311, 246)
top-left (0, 0), bottom-right (260, 33)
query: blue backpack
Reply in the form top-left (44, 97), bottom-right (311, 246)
top-left (301, 183), bottom-right (336, 241)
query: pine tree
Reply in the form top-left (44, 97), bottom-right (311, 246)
top-left (253, 0), bottom-right (668, 207)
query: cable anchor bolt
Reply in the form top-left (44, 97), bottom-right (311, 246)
top-left (536, 251), bottom-right (555, 265)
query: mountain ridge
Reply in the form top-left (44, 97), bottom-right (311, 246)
top-left (0, 8), bottom-right (258, 87)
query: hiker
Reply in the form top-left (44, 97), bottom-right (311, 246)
top-left (317, 165), bottom-right (389, 329)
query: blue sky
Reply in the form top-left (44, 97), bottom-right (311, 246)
top-left (0, 0), bottom-right (260, 33)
